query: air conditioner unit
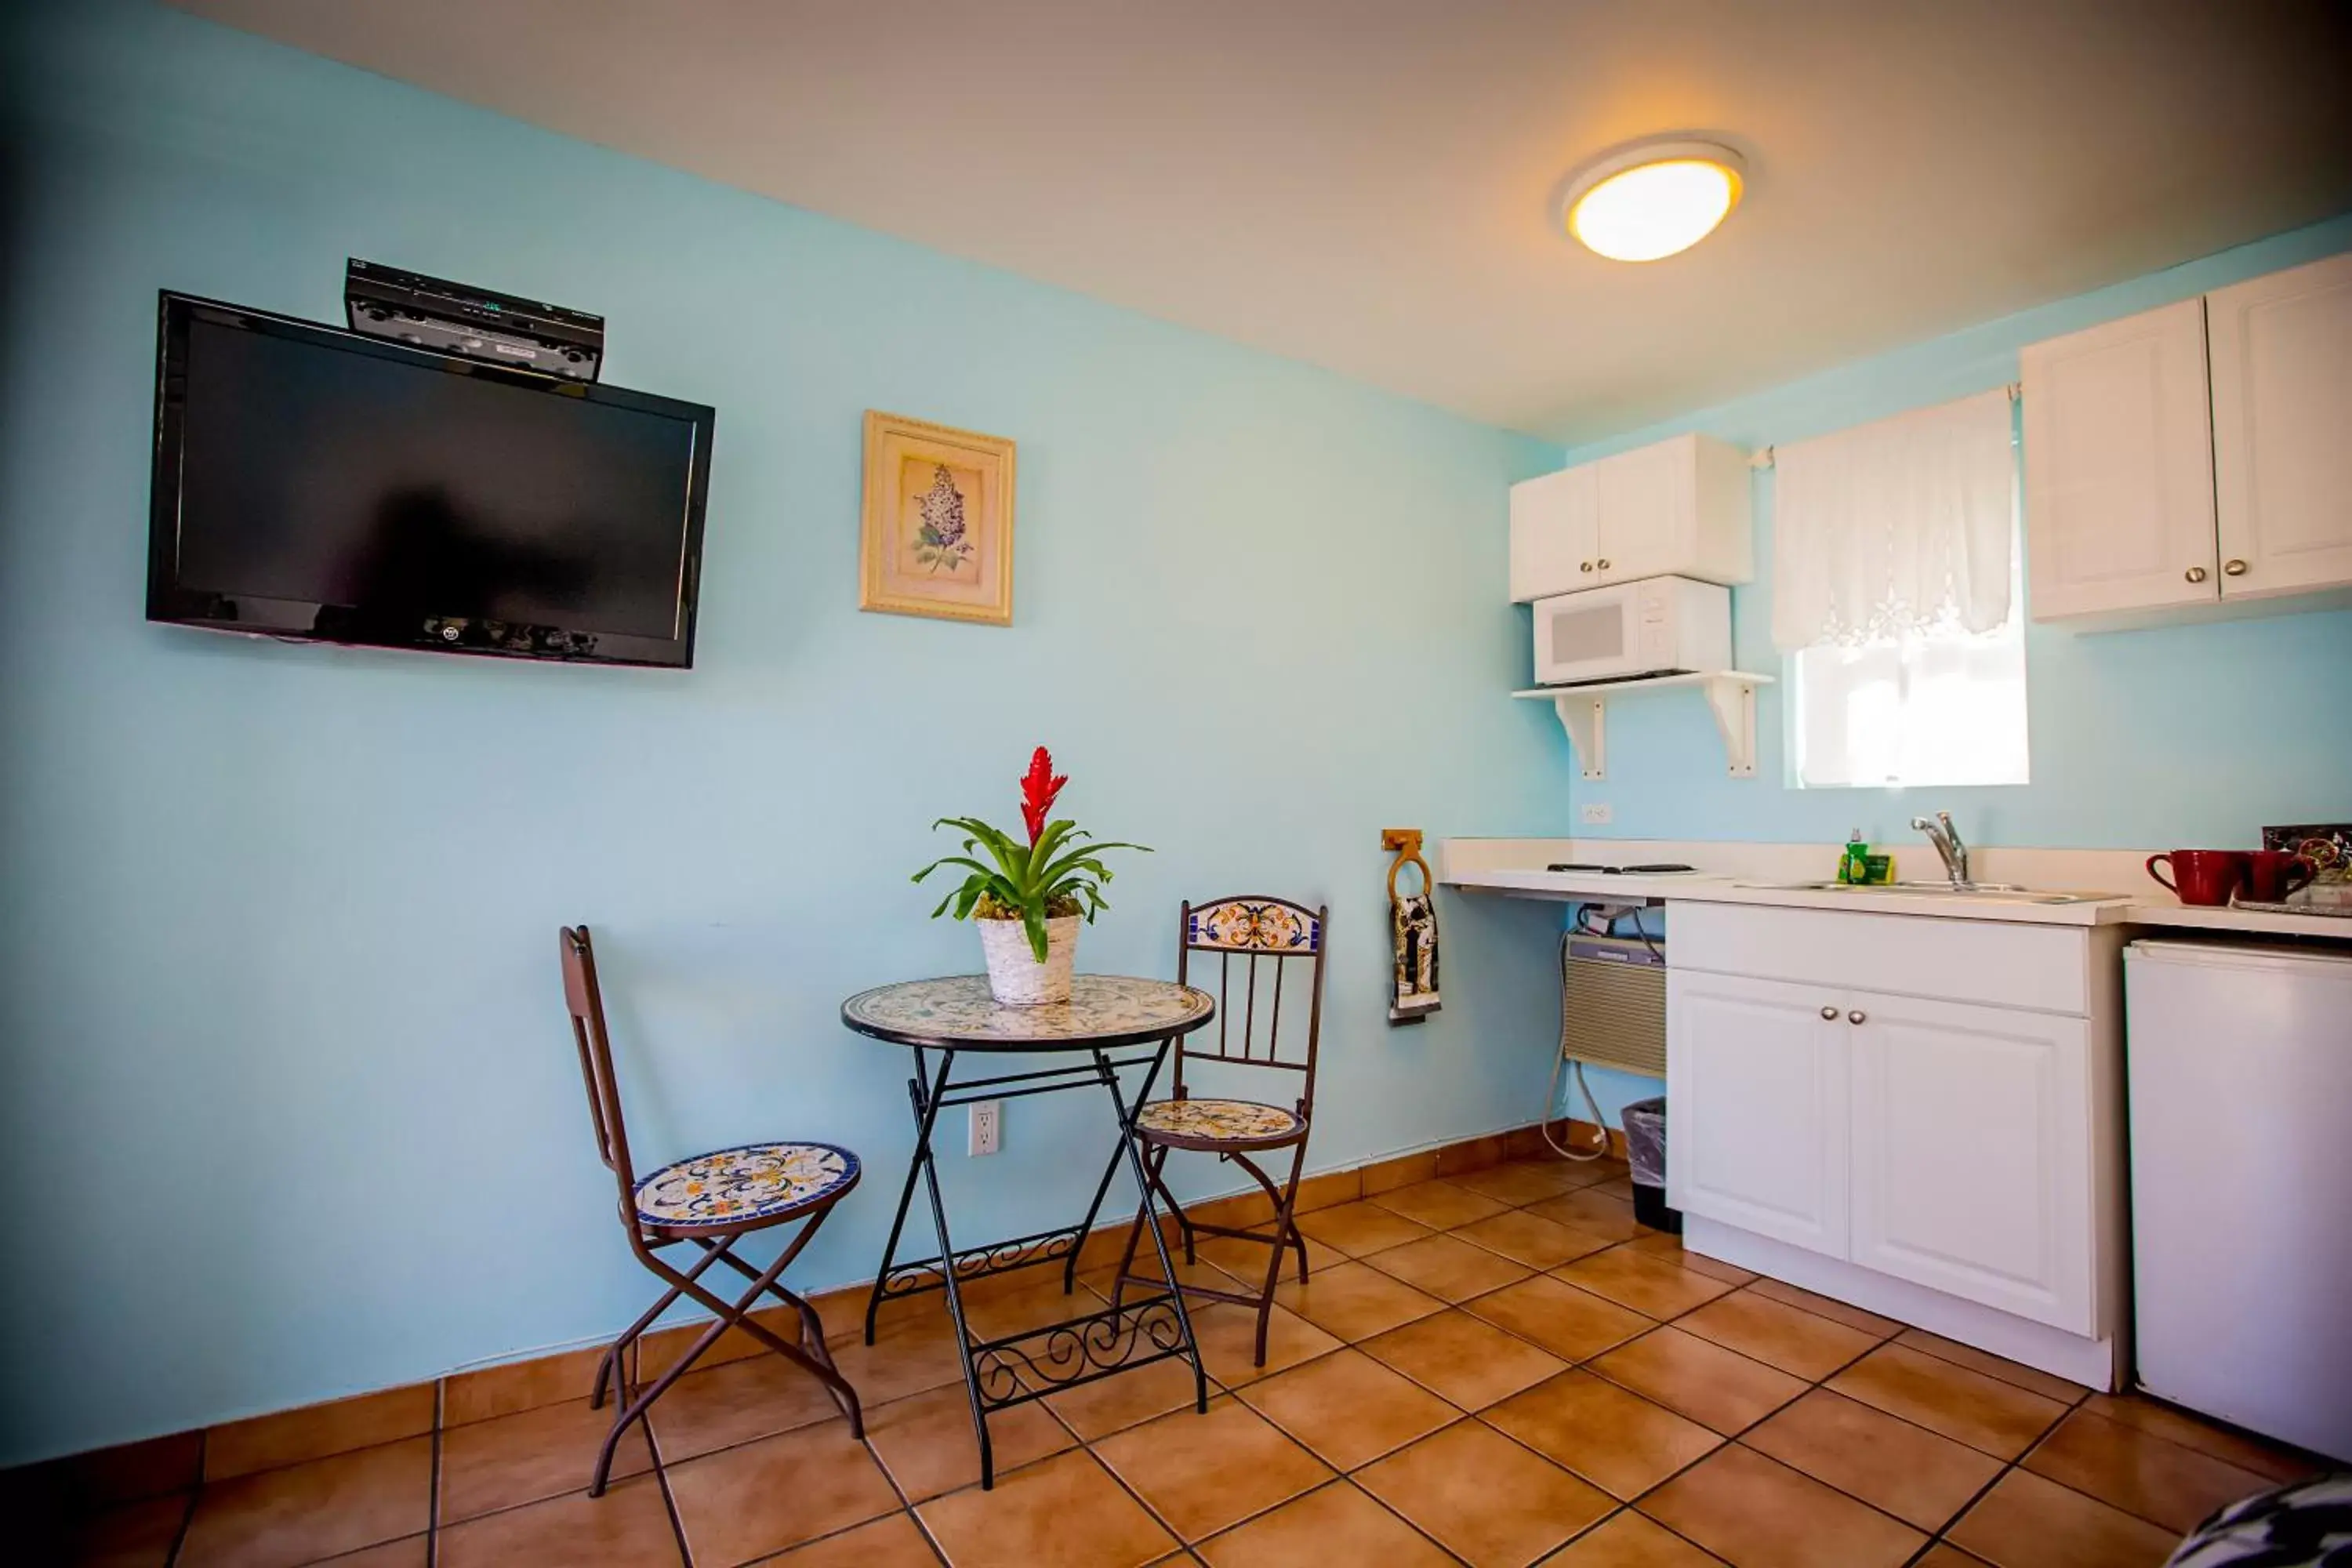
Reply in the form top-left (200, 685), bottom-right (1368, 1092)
top-left (1560, 933), bottom-right (1666, 1077)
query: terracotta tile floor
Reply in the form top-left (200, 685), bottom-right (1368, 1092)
top-left (47, 1156), bottom-right (2330, 1566)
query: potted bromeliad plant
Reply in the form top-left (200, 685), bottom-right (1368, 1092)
top-left (913, 747), bottom-right (1149, 1004)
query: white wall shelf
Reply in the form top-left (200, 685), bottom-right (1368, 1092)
top-left (1512, 670), bottom-right (1776, 782)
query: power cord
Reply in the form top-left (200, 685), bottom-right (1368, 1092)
top-left (1542, 901), bottom-right (1662, 1162)
top-left (1543, 1044), bottom-right (1612, 1162)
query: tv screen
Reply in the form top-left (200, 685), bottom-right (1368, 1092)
top-left (148, 293), bottom-right (713, 667)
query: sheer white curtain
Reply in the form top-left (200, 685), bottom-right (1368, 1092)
top-left (1770, 389), bottom-right (2015, 652)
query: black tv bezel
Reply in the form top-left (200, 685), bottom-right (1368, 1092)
top-left (147, 291), bottom-right (714, 670)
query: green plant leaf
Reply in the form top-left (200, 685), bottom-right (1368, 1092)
top-left (916, 808), bottom-right (1145, 937)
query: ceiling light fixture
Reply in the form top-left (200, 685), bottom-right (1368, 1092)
top-left (1559, 140), bottom-right (1746, 263)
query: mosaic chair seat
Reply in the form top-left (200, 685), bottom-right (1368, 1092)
top-left (1131, 1096), bottom-right (1305, 1149)
top-left (633, 1141), bottom-right (861, 1232)
top-left (560, 926), bottom-right (864, 1497)
top-left (1114, 896), bottom-right (1329, 1368)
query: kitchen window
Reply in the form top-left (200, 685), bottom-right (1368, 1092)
top-left (1788, 571), bottom-right (2029, 788)
top-left (1772, 388), bottom-right (2030, 789)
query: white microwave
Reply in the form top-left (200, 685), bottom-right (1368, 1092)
top-left (1530, 575), bottom-right (1732, 686)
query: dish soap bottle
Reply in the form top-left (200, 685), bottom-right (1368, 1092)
top-left (1841, 827), bottom-right (1869, 885)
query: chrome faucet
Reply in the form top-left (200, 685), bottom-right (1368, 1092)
top-left (1911, 812), bottom-right (1971, 888)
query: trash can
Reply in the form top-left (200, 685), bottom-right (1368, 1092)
top-left (1621, 1096), bottom-right (1680, 1235)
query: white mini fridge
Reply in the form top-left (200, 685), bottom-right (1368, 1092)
top-left (2125, 938), bottom-right (2352, 1463)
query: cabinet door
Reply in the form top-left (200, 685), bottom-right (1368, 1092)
top-left (1509, 465), bottom-right (1598, 602)
top-left (2021, 299), bottom-right (2218, 619)
top-left (1847, 993), bottom-right (2092, 1333)
top-left (1667, 969), bottom-right (1849, 1258)
top-left (2209, 251), bottom-right (2352, 599)
top-left (1594, 436), bottom-right (1693, 583)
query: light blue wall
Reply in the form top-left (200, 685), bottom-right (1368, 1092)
top-left (0, 3), bottom-right (1579, 1462)
top-left (1548, 216), bottom-right (2352, 852)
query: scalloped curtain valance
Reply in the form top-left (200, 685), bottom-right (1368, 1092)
top-left (1769, 389), bottom-right (2016, 652)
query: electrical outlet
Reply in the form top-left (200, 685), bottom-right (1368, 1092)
top-left (967, 1100), bottom-right (1001, 1156)
top-left (1581, 801), bottom-right (1613, 825)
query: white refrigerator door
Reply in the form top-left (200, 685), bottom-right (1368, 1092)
top-left (2125, 940), bottom-right (2352, 1462)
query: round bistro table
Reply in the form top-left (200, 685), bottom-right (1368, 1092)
top-left (840, 974), bottom-right (1216, 1489)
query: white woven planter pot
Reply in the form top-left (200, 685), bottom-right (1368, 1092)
top-left (978, 915), bottom-right (1080, 1005)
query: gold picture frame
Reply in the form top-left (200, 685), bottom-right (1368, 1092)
top-left (858, 411), bottom-right (1016, 626)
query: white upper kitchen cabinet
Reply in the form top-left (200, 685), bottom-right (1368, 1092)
top-left (2021, 298), bottom-right (2218, 620)
top-left (1509, 433), bottom-right (1752, 602)
top-left (1508, 463), bottom-right (1597, 605)
top-left (2207, 251), bottom-right (2352, 600)
top-left (1666, 968), bottom-right (1849, 1257)
top-left (1846, 992), bottom-right (2095, 1334)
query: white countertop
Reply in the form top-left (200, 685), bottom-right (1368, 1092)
top-left (1442, 840), bottom-right (2352, 938)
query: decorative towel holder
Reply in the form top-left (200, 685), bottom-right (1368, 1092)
top-left (1383, 828), bottom-right (1441, 1025)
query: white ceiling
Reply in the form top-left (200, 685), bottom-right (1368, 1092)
top-left (171, 0), bottom-right (2352, 443)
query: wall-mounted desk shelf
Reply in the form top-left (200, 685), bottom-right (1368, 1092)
top-left (1512, 670), bottom-right (1776, 782)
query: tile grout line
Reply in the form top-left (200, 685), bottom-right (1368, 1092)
top-left (1435, 1287), bottom-right (1898, 1552)
top-left (133, 1157), bottom-right (2259, 1563)
top-left (1079, 1428), bottom-right (1206, 1559)
top-left (1226, 1359), bottom-right (1497, 1566)
top-left (1324, 1473), bottom-right (1477, 1567)
top-left (162, 1428), bottom-right (202, 1568)
top-left (1602, 1328), bottom-right (1933, 1544)
top-left (1113, 1165), bottom-right (2260, 1559)
top-left (641, 1404), bottom-right (695, 1568)
top-left (1212, 1183), bottom-right (1630, 1566)
top-left (425, 1379), bottom-right (443, 1568)
top-left (1601, 1289), bottom-right (2100, 1559)
top-left (950, 1206), bottom-right (2175, 1565)
top-left (1330, 1176), bottom-right (2138, 1560)
top-left (1905, 1382), bottom-right (2097, 1558)
top-left (1909, 1418), bottom-right (2058, 1560)
top-left (1563, 1501), bottom-right (1726, 1567)
top-left (840, 1377), bottom-right (952, 1568)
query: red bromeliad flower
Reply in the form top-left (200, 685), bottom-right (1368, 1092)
top-left (1018, 746), bottom-right (1068, 845)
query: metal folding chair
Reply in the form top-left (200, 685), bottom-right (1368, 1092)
top-left (1110, 898), bottom-right (1328, 1366)
top-left (558, 925), bottom-right (864, 1494)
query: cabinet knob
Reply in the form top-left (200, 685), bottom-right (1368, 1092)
top-left (1820, 1005), bottom-right (1838, 1020)
top-left (1580, 561), bottom-right (1595, 572)
top-left (1596, 558), bottom-right (1612, 570)
top-left (1848, 1009), bottom-right (1867, 1025)
top-left (2223, 558), bottom-right (2249, 576)
top-left (2184, 566), bottom-right (2209, 583)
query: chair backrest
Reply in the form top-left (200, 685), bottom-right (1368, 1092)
top-left (560, 925), bottom-right (643, 1221)
top-left (1174, 897), bottom-right (1328, 1112)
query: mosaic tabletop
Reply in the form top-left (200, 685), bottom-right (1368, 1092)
top-left (840, 975), bottom-right (1215, 1051)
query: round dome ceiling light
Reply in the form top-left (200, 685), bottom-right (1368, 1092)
top-left (1560, 140), bottom-right (1746, 263)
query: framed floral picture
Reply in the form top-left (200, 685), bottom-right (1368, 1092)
top-left (858, 411), bottom-right (1016, 626)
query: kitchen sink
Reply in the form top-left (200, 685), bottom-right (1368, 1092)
top-left (1738, 880), bottom-right (2109, 905)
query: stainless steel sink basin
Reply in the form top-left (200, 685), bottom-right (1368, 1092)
top-left (1738, 880), bottom-right (2106, 905)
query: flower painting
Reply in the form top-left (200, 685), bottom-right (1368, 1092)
top-left (860, 412), bottom-right (1016, 625)
top-left (911, 462), bottom-right (974, 575)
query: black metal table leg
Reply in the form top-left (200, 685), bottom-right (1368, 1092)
top-left (1062, 1113), bottom-right (1133, 1295)
top-left (863, 1044), bottom-right (934, 1347)
top-left (1094, 1040), bottom-right (1210, 1414)
top-left (908, 1047), bottom-right (1000, 1487)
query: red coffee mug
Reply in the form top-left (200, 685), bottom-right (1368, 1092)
top-left (2146, 850), bottom-right (2251, 907)
top-left (2244, 849), bottom-right (2317, 903)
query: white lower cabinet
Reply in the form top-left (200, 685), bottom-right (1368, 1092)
top-left (1846, 993), bottom-right (2092, 1334)
top-left (1666, 971), bottom-right (1848, 1256)
top-left (1665, 903), bottom-right (2123, 1383)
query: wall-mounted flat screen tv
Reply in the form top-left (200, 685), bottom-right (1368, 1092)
top-left (148, 292), bottom-right (713, 667)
